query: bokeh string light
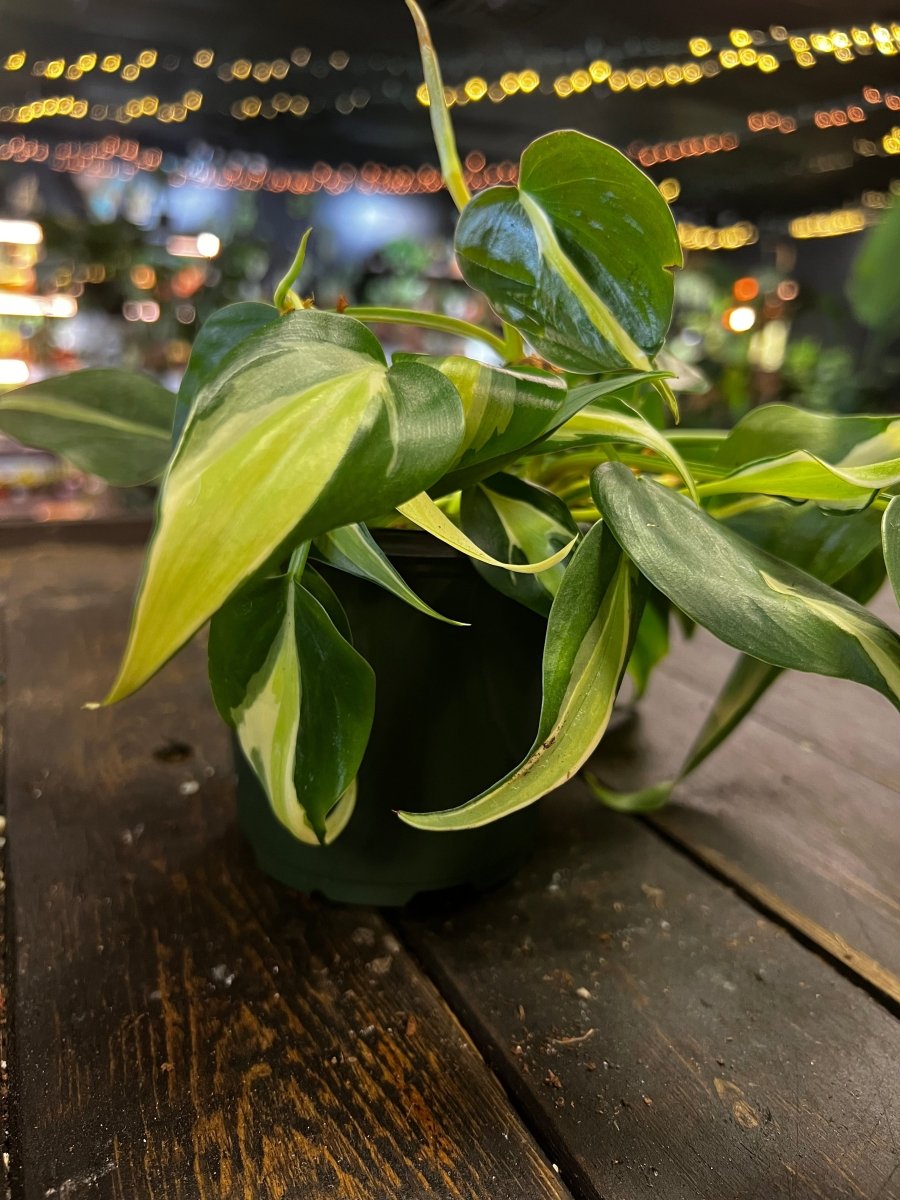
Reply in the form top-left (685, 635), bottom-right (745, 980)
top-left (2, 21), bottom-right (899, 128)
top-left (1, 134), bottom-right (895, 246)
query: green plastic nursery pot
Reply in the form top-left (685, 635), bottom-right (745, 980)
top-left (235, 530), bottom-right (546, 906)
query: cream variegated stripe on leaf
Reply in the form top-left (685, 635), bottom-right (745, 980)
top-left (208, 556), bottom-right (374, 844)
top-left (459, 473), bottom-right (580, 616)
top-left (398, 521), bottom-right (640, 830)
top-left (393, 354), bottom-right (568, 494)
top-left (397, 490), bottom-right (576, 573)
top-left (101, 309), bottom-right (465, 703)
top-left (313, 523), bottom-right (467, 626)
top-left (0, 369), bottom-right (175, 485)
top-left (455, 130), bottom-right (682, 415)
top-left (592, 462), bottom-right (900, 708)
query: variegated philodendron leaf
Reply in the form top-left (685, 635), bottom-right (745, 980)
top-left (208, 557), bottom-right (374, 844)
top-left (397, 490), bottom-right (576, 573)
top-left (398, 521), bottom-right (642, 830)
top-left (592, 462), bottom-right (900, 708)
top-left (725, 500), bottom-right (884, 584)
top-left (172, 301), bottom-right (278, 443)
top-left (455, 130), bottom-right (682, 378)
top-left (102, 309), bottom-right (465, 703)
top-left (312, 523), bottom-right (466, 626)
top-left (393, 354), bottom-right (567, 494)
top-left (459, 473), bottom-right (579, 616)
top-left (0, 369), bottom-right (175, 485)
top-left (532, 383), bottom-right (698, 500)
top-left (593, 507), bottom-right (891, 813)
top-left (697, 449), bottom-right (900, 512)
top-left (714, 405), bottom-right (899, 470)
top-left (885, 496), bottom-right (900, 607)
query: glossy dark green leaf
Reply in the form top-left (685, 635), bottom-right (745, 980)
top-left (172, 301), bottom-right (277, 443)
top-left (208, 560), bottom-right (374, 844)
top-left (398, 521), bottom-right (643, 830)
top-left (455, 130), bottom-right (682, 374)
top-left (0, 369), bottom-right (174, 485)
top-left (725, 500), bottom-right (883, 584)
top-left (592, 462), bottom-right (900, 708)
top-left (459, 473), bottom-right (580, 616)
top-left (312, 523), bottom-right (465, 625)
top-left (884, 495), bottom-right (900, 607)
top-left (627, 594), bottom-right (670, 699)
top-left (104, 309), bottom-right (464, 703)
top-left (595, 505), bottom-right (892, 813)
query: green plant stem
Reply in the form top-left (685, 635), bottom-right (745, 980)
top-left (343, 306), bottom-right (507, 356)
top-left (501, 321), bottom-right (526, 362)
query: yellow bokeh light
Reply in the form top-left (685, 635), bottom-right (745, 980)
top-left (464, 76), bottom-right (487, 101)
top-left (689, 37), bottom-right (711, 56)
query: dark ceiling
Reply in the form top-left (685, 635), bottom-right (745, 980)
top-left (1, 0), bottom-right (899, 219)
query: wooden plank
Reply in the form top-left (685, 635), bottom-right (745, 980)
top-left (656, 586), bottom-right (898, 790)
top-left (400, 786), bottom-right (900, 1200)
top-left (2, 545), bottom-right (570, 1200)
top-left (597, 664), bottom-right (900, 1006)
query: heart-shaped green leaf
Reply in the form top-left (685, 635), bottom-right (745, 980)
top-left (592, 462), bottom-right (900, 708)
top-left (398, 521), bottom-right (641, 830)
top-left (103, 309), bottom-right (464, 703)
top-left (459, 473), bottom-right (579, 616)
top-left (0, 369), bottom-right (174, 485)
top-left (455, 130), bottom-right (682, 375)
top-left (172, 301), bottom-right (278, 443)
top-left (209, 559), bottom-right (374, 844)
top-left (312, 523), bottom-right (466, 626)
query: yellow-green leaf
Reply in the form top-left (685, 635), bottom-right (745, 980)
top-left (397, 490), bottom-right (575, 574)
top-left (104, 310), bottom-right (464, 703)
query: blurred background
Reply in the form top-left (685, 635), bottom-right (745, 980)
top-left (0, 0), bottom-right (898, 521)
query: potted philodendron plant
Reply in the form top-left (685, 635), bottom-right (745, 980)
top-left (1, 3), bottom-right (899, 904)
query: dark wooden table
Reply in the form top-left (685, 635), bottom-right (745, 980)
top-left (2, 533), bottom-right (898, 1200)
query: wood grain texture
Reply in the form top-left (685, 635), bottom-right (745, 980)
top-left (593, 616), bottom-right (900, 1007)
top-left (1, 545), bottom-right (570, 1200)
top-left (401, 787), bottom-right (900, 1200)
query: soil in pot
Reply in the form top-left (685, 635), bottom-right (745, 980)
top-left (236, 529), bottom-right (547, 906)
